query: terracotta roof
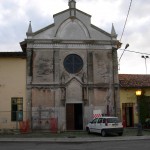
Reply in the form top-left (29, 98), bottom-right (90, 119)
top-left (119, 74), bottom-right (150, 88)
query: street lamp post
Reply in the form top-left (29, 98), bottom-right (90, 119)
top-left (141, 55), bottom-right (149, 74)
top-left (135, 89), bottom-right (143, 136)
top-left (118, 44), bottom-right (129, 70)
top-left (119, 43), bottom-right (129, 62)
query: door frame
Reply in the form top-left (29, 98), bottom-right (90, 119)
top-left (122, 103), bottom-right (134, 127)
top-left (66, 103), bottom-right (83, 130)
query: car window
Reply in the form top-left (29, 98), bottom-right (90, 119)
top-left (107, 118), bottom-right (119, 123)
top-left (92, 118), bottom-right (99, 123)
top-left (98, 118), bottom-right (102, 123)
top-left (102, 118), bottom-right (106, 123)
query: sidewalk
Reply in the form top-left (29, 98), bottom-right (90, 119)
top-left (0, 128), bottom-right (150, 143)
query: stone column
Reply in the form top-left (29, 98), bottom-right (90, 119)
top-left (26, 49), bottom-right (33, 124)
top-left (112, 48), bottom-right (120, 118)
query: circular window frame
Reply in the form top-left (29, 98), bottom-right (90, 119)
top-left (63, 54), bottom-right (83, 74)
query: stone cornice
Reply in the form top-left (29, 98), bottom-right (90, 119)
top-left (28, 43), bottom-right (113, 50)
top-left (26, 39), bottom-right (117, 44)
top-left (27, 83), bottom-right (110, 89)
top-left (25, 39), bottom-right (118, 50)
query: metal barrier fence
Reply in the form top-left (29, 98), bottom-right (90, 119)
top-left (0, 110), bottom-right (58, 133)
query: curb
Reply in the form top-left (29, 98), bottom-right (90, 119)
top-left (0, 136), bottom-right (150, 143)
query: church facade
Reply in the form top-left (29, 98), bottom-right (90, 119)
top-left (20, 0), bottom-right (121, 131)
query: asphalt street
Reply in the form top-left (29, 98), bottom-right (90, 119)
top-left (0, 140), bottom-right (150, 150)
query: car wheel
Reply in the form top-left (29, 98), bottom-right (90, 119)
top-left (118, 132), bottom-right (123, 136)
top-left (86, 127), bottom-right (91, 134)
top-left (101, 130), bottom-right (106, 137)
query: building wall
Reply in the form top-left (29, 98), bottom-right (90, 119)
top-left (23, 1), bottom-right (120, 131)
top-left (26, 46), bottom-right (118, 130)
top-left (0, 57), bottom-right (26, 129)
top-left (120, 88), bottom-right (150, 126)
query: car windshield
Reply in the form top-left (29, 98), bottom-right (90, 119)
top-left (107, 118), bottom-right (119, 123)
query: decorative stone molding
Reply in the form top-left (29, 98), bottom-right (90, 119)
top-left (27, 43), bottom-right (112, 50)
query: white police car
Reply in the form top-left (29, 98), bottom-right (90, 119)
top-left (86, 116), bottom-right (123, 137)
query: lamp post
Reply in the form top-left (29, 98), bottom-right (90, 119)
top-left (118, 44), bottom-right (129, 70)
top-left (119, 43), bottom-right (129, 62)
top-left (135, 89), bottom-right (143, 136)
top-left (141, 55), bottom-right (149, 74)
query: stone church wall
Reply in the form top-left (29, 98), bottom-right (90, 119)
top-left (22, 0), bottom-right (120, 131)
top-left (32, 50), bottom-right (54, 83)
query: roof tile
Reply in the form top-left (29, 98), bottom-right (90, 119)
top-left (119, 74), bottom-right (150, 88)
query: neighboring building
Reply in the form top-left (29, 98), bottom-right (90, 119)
top-left (20, 0), bottom-right (121, 131)
top-left (0, 52), bottom-right (26, 129)
top-left (119, 74), bottom-right (150, 127)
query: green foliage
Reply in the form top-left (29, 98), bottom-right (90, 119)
top-left (139, 96), bottom-right (150, 125)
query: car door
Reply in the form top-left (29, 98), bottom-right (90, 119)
top-left (90, 118), bottom-right (99, 133)
top-left (95, 118), bottom-right (103, 133)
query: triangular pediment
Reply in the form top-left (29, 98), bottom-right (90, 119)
top-left (28, 8), bottom-right (111, 40)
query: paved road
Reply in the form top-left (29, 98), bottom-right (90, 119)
top-left (0, 140), bottom-right (150, 150)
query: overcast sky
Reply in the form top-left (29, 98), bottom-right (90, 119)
top-left (0, 0), bottom-right (150, 74)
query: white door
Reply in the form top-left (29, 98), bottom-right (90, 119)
top-left (95, 118), bottom-right (103, 133)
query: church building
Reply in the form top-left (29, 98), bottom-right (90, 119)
top-left (20, 0), bottom-right (121, 131)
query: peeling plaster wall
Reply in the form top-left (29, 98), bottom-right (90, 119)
top-left (26, 47), bottom-right (118, 130)
top-left (25, 2), bottom-right (120, 131)
top-left (31, 88), bottom-right (55, 129)
top-left (93, 50), bottom-right (112, 84)
top-left (32, 88), bottom-right (54, 107)
top-left (33, 50), bottom-right (54, 83)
